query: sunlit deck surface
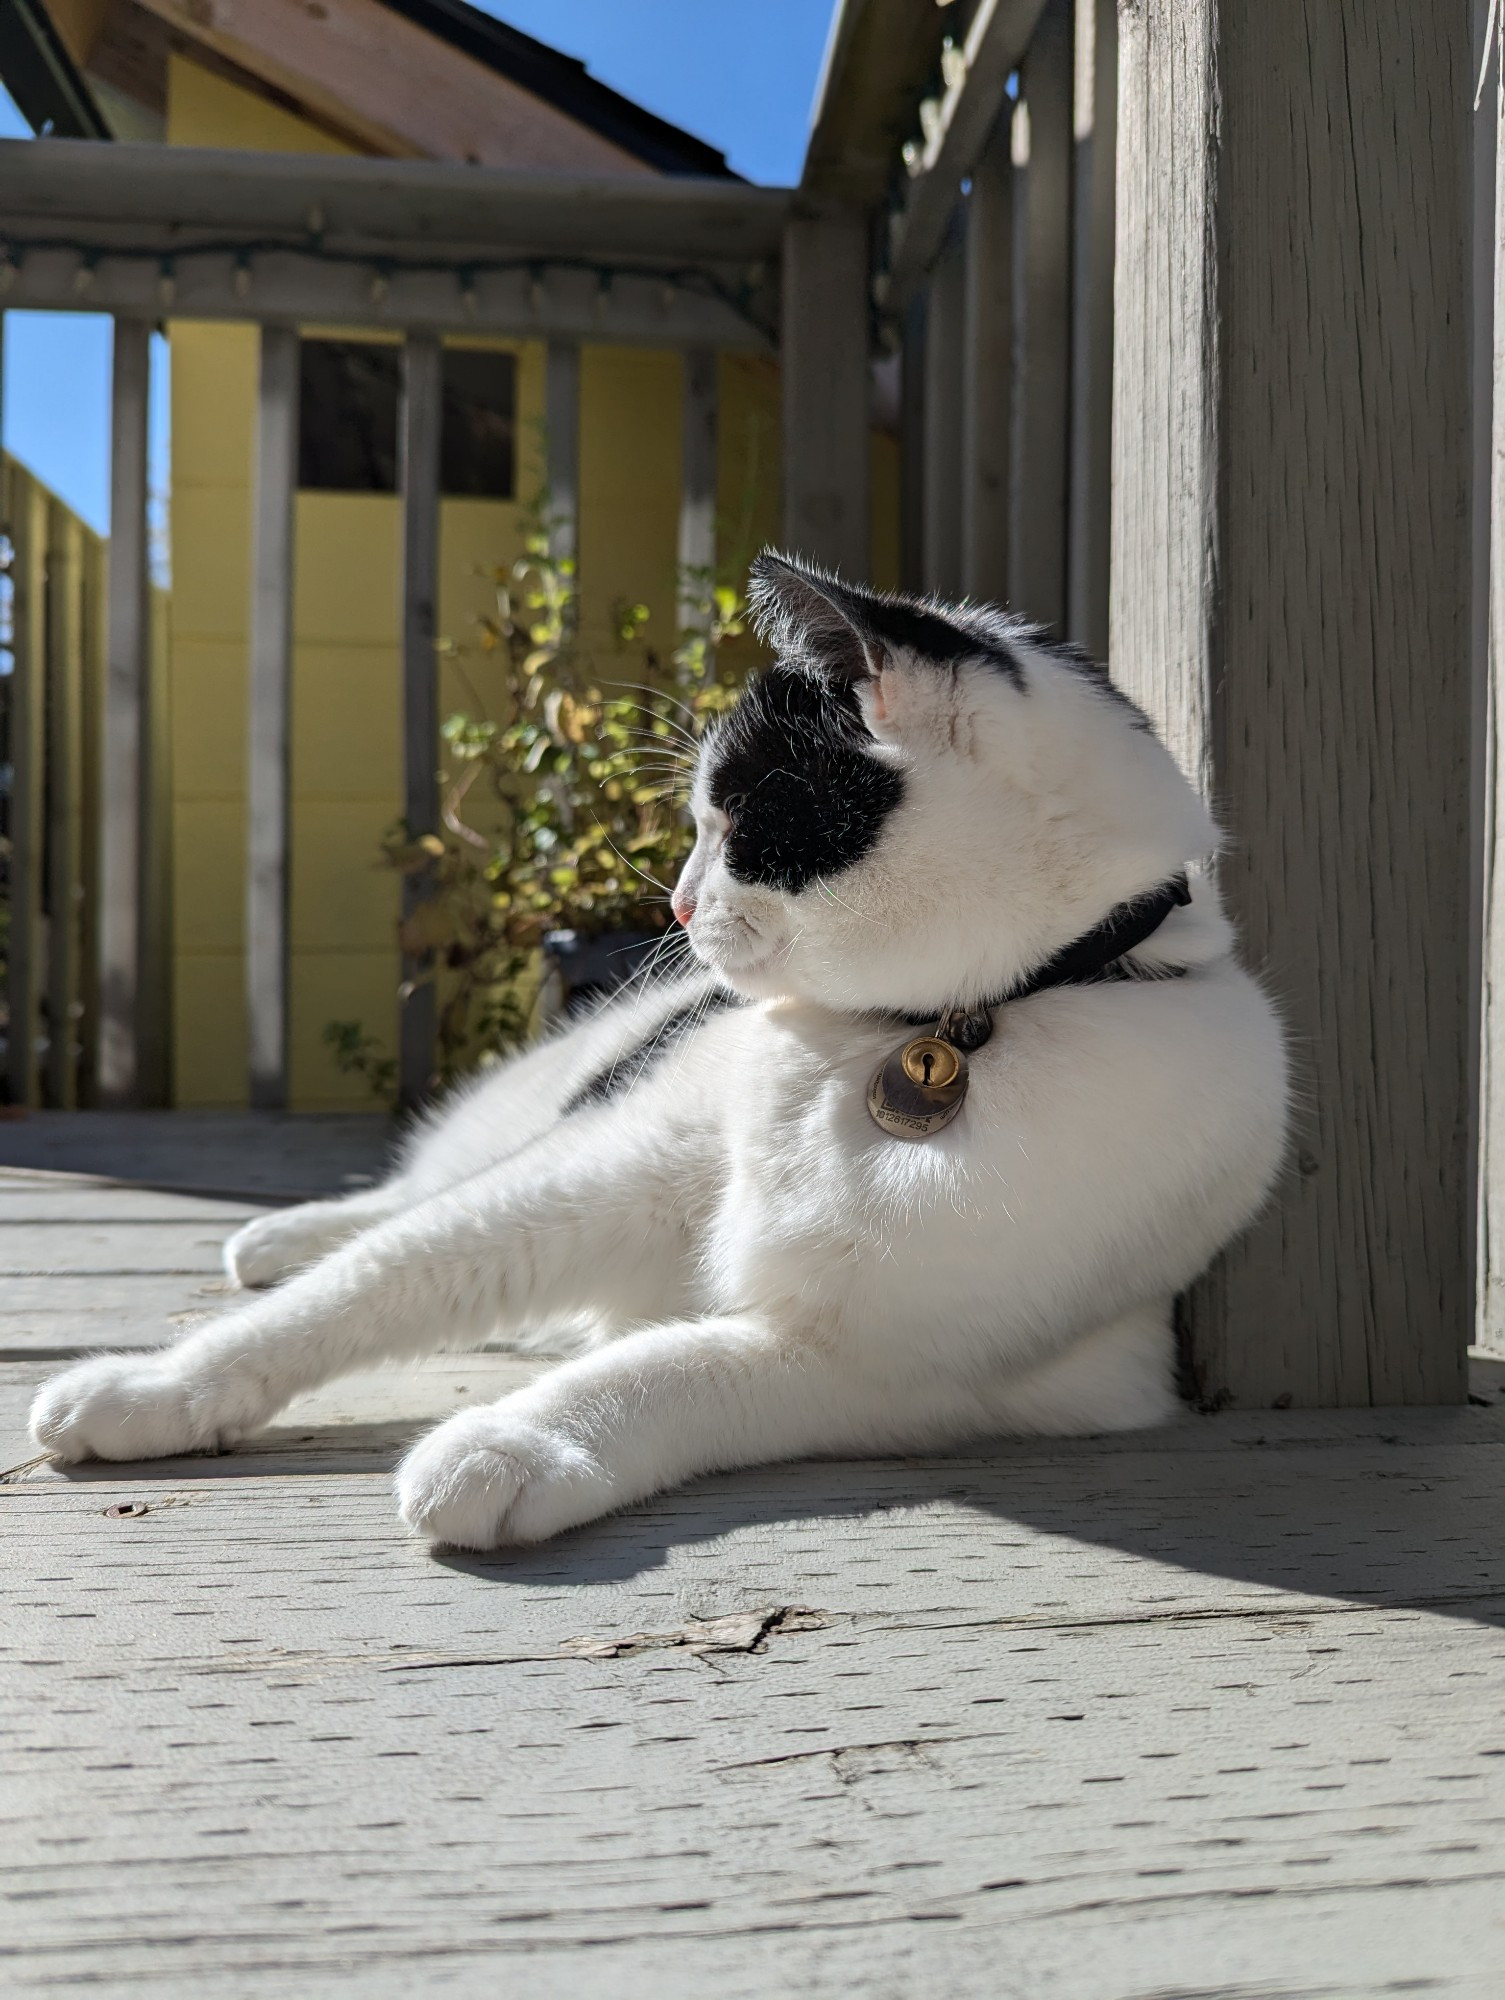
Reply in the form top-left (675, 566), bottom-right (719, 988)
top-left (3, 1112), bottom-right (1504, 1997)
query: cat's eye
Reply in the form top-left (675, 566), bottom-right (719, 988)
top-left (723, 793), bottom-right (746, 824)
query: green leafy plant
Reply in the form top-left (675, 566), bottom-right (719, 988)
top-left (336, 492), bottom-right (754, 1102)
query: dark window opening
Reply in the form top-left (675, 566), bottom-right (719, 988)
top-left (297, 339), bottom-right (516, 499)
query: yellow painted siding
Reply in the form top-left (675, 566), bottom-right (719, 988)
top-left (159, 53), bottom-right (899, 1107)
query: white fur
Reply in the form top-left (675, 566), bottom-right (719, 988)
top-left (31, 617), bottom-right (1288, 1547)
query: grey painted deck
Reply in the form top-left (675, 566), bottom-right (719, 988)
top-left (2, 1114), bottom-right (1504, 1997)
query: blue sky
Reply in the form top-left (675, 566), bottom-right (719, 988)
top-left (0, 0), bottom-right (837, 533)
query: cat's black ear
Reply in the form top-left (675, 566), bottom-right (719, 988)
top-left (747, 549), bottom-right (995, 683)
top-left (746, 552), bottom-right (883, 684)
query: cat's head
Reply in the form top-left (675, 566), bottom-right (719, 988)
top-left (673, 552), bottom-right (1217, 1013)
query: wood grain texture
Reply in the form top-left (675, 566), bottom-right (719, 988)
top-left (921, 220), bottom-right (965, 597)
top-left (781, 210), bottom-right (871, 577)
top-left (43, 501), bottom-right (84, 1110)
top-left (97, 317), bottom-right (151, 1110)
top-left (960, 113), bottom-right (1014, 603)
top-left (2, 1124), bottom-right (1504, 1993)
top-left (1480, 7), bottom-right (1505, 1358)
top-left (1110, 0), bottom-right (1473, 1408)
top-left (1008, 0), bottom-right (1073, 631)
top-left (246, 325), bottom-right (299, 1113)
top-left (1064, 0), bottom-right (1115, 660)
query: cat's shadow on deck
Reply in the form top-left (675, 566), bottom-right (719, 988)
top-left (427, 1408), bottom-right (1505, 1635)
top-left (43, 1400), bottom-right (1505, 1634)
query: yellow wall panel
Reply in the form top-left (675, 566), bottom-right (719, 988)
top-left (291, 802), bottom-right (402, 953)
top-left (578, 346), bottom-right (680, 657)
top-left (170, 483), bottom-right (253, 643)
top-left (292, 644), bottom-right (402, 804)
top-left (172, 800), bottom-right (246, 955)
top-left (168, 320), bottom-right (257, 489)
top-left (167, 53), bottom-right (356, 155)
top-left (170, 639), bottom-right (247, 801)
top-left (293, 496), bottom-right (401, 647)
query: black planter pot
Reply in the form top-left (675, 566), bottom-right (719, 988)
top-left (543, 929), bottom-right (670, 1018)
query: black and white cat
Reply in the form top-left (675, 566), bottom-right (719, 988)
top-left (31, 555), bottom-right (1288, 1548)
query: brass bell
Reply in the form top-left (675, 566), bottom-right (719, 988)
top-left (867, 1006), bottom-right (993, 1142)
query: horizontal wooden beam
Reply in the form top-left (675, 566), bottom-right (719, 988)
top-left (0, 244), bottom-right (773, 350)
top-left (886, 0), bottom-right (1048, 311)
top-left (802, 0), bottom-right (951, 207)
top-left (0, 139), bottom-right (790, 263)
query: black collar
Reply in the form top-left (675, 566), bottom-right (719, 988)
top-left (900, 874), bottom-right (1192, 1030)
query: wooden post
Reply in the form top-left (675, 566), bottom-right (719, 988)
top-left (921, 219), bottom-right (965, 597)
top-left (1112, 0), bottom-right (1473, 1407)
top-left (1481, 2), bottom-right (1505, 1353)
top-left (398, 333), bottom-right (443, 1113)
top-left (899, 295), bottom-right (927, 592)
top-left (1009, 0), bottom-right (1073, 630)
top-left (97, 317), bottom-right (151, 1108)
top-left (781, 208), bottom-right (870, 577)
top-left (961, 112), bottom-right (1014, 603)
top-left (677, 347), bottom-right (718, 626)
top-left (545, 337), bottom-right (580, 573)
top-left (246, 324), bottom-right (298, 1111)
top-left (76, 529), bottom-right (106, 1109)
top-left (5, 464), bottom-right (45, 1108)
top-left (44, 501), bottom-right (84, 1108)
top-left (1065, 0), bottom-right (1116, 660)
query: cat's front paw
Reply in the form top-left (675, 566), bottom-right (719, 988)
top-left (29, 1354), bottom-right (239, 1463)
top-left (395, 1405), bottom-right (606, 1549)
top-left (224, 1207), bottom-right (343, 1289)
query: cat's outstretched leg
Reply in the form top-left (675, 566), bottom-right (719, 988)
top-left (30, 1126), bottom-right (696, 1465)
top-left (222, 1189), bottom-right (408, 1290)
top-left (395, 1317), bottom-right (965, 1548)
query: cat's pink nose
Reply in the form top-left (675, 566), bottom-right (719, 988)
top-left (671, 888), bottom-right (696, 927)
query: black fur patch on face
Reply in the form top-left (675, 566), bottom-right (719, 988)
top-left (704, 667), bottom-right (904, 894)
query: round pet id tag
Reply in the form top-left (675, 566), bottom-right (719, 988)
top-left (866, 1007), bottom-right (993, 1142)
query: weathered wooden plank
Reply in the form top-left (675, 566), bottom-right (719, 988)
top-left (96, 316), bottom-right (151, 1108)
top-left (886, 0), bottom-right (1049, 312)
top-left (0, 1222), bottom-right (241, 1275)
top-left (1111, 0), bottom-right (1473, 1407)
top-left (960, 110), bottom-right (1014, 601)
top-left (898, 293), bottom-right (926, 590)
top-left (0, 1274), bottom-right (239, 1354)
top-left (74, 529), bottom-right (107, 1109)
top-left (1008, 0), bottom-right (1073, 629)
top-left (4, 461), bottom-right (46, 1109)
top-left (676, 345), bottom-right (717, 621)
top-left (1065, 0), bottom-right (1116, 659)
top-left (1478, 0), bottom-right (1505, 1356)
top-left (397, 335), bottom-right (443, 1115)
top-left (246, 324), bottom-right (299, 1112)
top-left (43, 502), bottom-right (84, 1109)
top-left (1, 1418), bottom-right (1502, 1994)
top-left (920, 217), bottom-right (965, 596)
top-left (781, 208), bottom-right (870, 576)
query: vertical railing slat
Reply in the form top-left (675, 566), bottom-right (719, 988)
top-left (921, 221), bottom-right (965, 597)
top-left (398, 333), bottom-right (443, 1113)
top-left (98, 316), bottom-right (151, 1108)
top-left (781, 210), bottom-right (870, 577)
top-left (76, 528), bottom-right (106, 1108)
top-left (1066, 0), bottom-right (1118, 658)
top-left (1009, 0), bottom-right (1074, 630)
top-left (45, 500), bottom-right (83, 1108)
top-left (961, 111), bottom-right (1015, 603)
top-left (246, 324), bottom-right (299, 1111)
top-left (6, 464), bottom-right (45, 1108)
top-left (898, 295), bottom-right (927, 592)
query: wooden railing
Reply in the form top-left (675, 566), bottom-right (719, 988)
top-left (0, 140), bottom-right (872, 1113)
top-left (878, 0), bottom-right (1116, 651)
top-left (0, 450), bottom-right (168, 1110)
